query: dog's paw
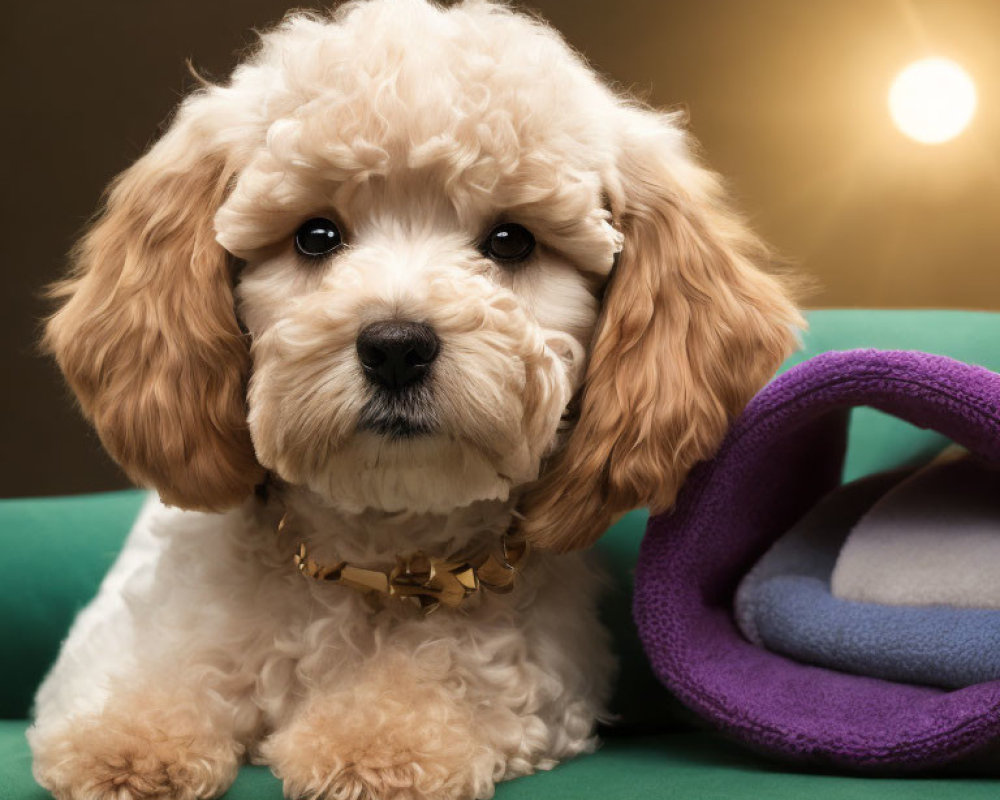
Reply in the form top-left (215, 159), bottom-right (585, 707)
top-left (30, 711), bottom-right (239, 800)
top-left (263, 678), bottom-right (497, 800)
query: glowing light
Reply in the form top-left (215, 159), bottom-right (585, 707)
top-left (889, 58), bottom-right (977, 144)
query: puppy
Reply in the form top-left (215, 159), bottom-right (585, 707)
top-left (30, 1), bottom-right (802, 798)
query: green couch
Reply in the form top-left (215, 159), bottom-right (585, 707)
top-left (5, 310), bottom-right (1000, 799)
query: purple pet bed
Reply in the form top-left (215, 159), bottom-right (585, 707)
top-left (634, 349), bottom-right (1000, 771)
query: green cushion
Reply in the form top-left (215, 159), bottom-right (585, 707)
top-left (7, 309), bottom-right (1000, 795)
top-left (0, 490), bottom-right (147, 719)
top-left (4, 720), bottom-right (1000, 800)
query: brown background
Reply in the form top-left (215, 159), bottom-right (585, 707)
top-left (3, 0), bottom-right (999, 498)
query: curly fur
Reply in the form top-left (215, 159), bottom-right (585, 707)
top-left (32, 1), bottom-right (802, 798)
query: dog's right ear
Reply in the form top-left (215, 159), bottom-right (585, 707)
top-left (518, 108), bottom-right (803, 552)
top-left (44, 90), bottom-right (265, 510)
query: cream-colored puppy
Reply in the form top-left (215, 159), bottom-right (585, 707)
top-left (31, 1), bottom-right (802, 798)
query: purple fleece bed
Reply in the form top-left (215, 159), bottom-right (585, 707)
top-left (634, 349), bottom-right (1000, 771)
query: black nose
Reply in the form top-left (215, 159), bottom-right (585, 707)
top-left (356, 321), bottom-right (440, 391)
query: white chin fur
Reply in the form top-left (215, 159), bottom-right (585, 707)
top-left (303, 433), bottom-right (518, 514)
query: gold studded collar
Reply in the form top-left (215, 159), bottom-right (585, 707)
top-left (277, 513), bottom-right (529, 613)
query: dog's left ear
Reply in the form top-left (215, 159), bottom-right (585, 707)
top-left (519, 109), bottom-right (804, 552)
top-left (43, 90), bottom-right (265, 511)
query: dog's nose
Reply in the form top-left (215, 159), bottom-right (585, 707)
top-left (356, 321), bottom-right (440, 391)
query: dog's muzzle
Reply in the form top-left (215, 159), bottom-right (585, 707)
top-left (356, 320), bottom-right (440, 438)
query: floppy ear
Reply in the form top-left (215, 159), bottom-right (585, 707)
top-left (519, 109), bottom-right (803, 552)
top-left (44, 91), bottom-right (264, 510)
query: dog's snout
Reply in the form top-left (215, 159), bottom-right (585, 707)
top-left (357, 321), bottom-right (440, 391)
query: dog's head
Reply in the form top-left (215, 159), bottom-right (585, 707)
top-left (45, 0), bottom-right (802, 550)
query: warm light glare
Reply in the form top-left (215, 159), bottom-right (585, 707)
top-left (889, 58), bottom-right (977, 144)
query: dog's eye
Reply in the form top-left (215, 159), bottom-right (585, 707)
top-left (481, 223), bottom-right (535, 263)
top-left (294, 218), bottom-right (343, 258)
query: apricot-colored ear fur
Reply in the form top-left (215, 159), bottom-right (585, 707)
top-left (520, 110), bottom-right (804, 551)
top-left (44, 94), bottom-right (263, 510)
